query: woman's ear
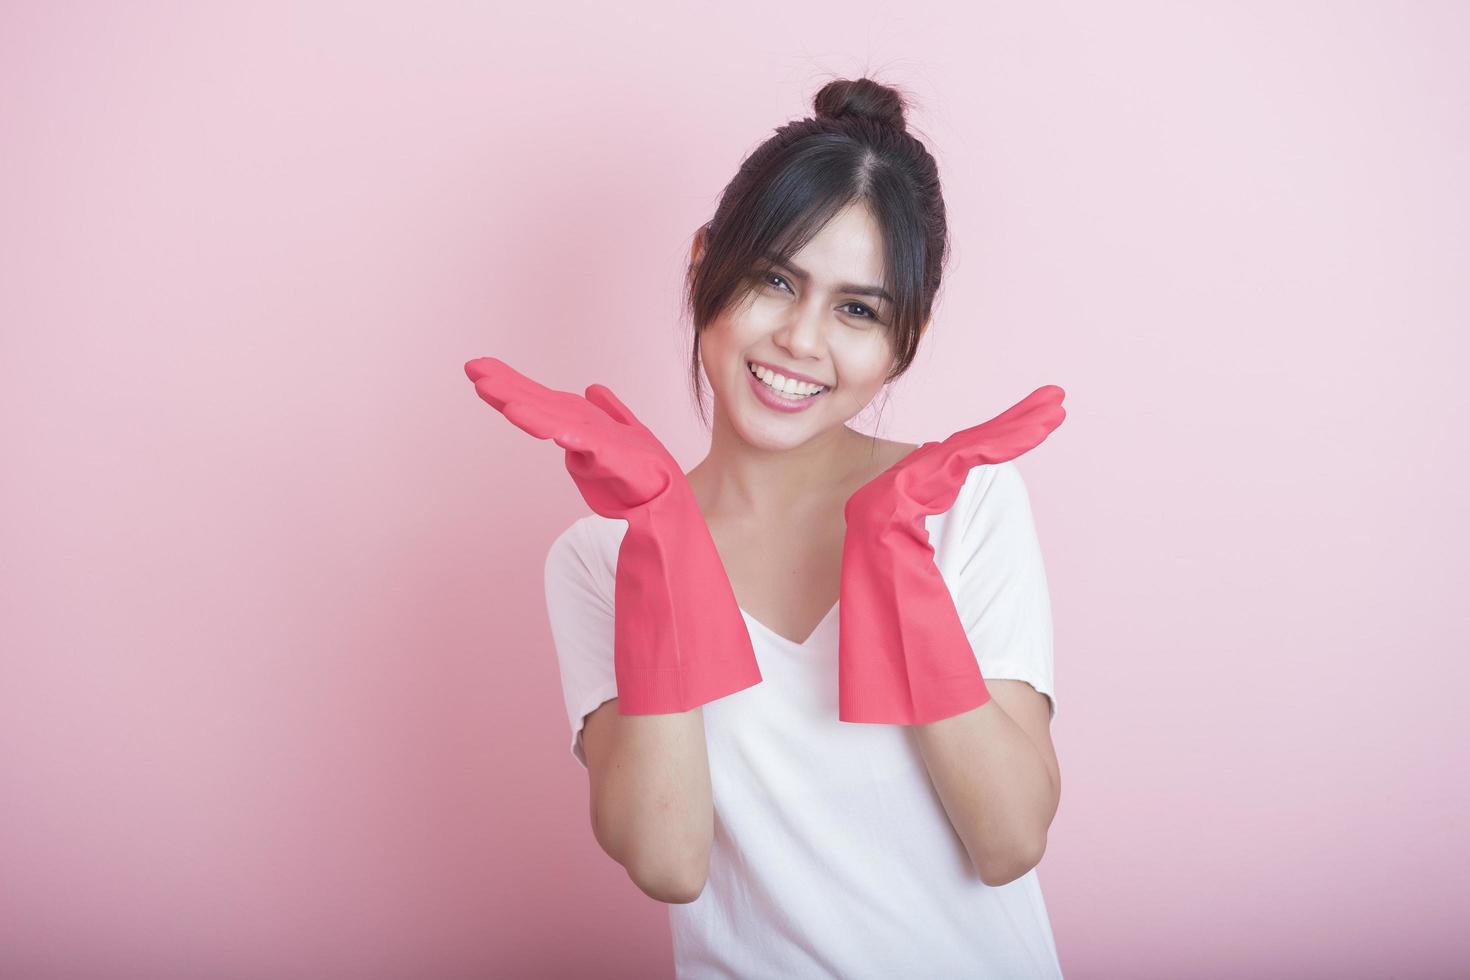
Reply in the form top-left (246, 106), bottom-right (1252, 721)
top-left (690, 225), bottom-right (708, 269)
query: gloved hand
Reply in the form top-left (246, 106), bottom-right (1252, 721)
top-left (466, 356), bottom-right (763, 714)
top-left (837, 385), bottom-right (1067, 725)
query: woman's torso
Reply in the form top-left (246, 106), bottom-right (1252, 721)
top-left (649, 441), bottom-right (1064, 978)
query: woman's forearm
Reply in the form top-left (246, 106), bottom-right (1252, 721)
top-left (913, 698), bottom-right (1056, 886)
top-left (592, 476), bottom-right (757, 903)
top-left (590, 702), bottom-right (713, 903)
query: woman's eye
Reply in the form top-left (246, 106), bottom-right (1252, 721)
top-left (764, 273), bottom-right (878, 321)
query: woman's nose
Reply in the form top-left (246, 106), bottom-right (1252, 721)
top-left (772, 307), bottom-right (828, 357)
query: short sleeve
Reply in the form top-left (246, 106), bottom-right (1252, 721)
top-left (543, 517), bottom-right (622, 768)
top-left (939, 460), bottom-right (1058, 720)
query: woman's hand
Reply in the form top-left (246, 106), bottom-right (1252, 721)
top-left (466, 355), bottom-right (762, 713)
top-left (836, 384), bottom-right (1067, 725)
top-left (465, 356), bottom-right (687, 517)
top-left (844, 385), bottom-right (1067, 536)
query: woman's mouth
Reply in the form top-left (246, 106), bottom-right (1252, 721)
top-left (745, 360), bottom-right (830, 413)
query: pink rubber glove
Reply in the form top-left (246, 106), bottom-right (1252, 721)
top-left (837, 385), bottom-right (1067, 725)
top-left (466, 356), bottom-right (763, 714)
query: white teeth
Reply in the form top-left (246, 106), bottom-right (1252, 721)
top-left (748, 361), bottom-right (827, 397)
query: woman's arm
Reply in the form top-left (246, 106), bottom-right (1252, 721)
top-left (465, 358), bottom-right (756, 905)
top-left (913, 679), bottom-right (1060, 886)
top-left (581, 697), bottom-right (713, 904)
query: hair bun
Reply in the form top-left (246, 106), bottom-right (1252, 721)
top-left (813, 77), bottom-right (908, 131)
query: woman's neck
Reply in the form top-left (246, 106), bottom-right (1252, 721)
top-left (687, 422), bottom-right (880, 524)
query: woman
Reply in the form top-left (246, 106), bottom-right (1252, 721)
top-left (469, 76), bottom-right (1067, 979)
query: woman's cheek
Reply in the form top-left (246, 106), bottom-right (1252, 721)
top-left (745, 293), bottom-right (786, 327)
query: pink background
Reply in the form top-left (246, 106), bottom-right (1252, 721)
top-left (3, 2), bottom-right (1466, 977)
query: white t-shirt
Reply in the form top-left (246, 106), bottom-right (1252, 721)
top-left (543, 459), bottom-right (1063, 979)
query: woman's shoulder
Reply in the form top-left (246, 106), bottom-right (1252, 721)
top-left (565, 510), bottom-right (626, 542)
top-left (879, 437), bottom-right (922, 457)
top-left (864, 437), bottom-right (923, 477)
top-left (548, 511), bottom-right (626, 574)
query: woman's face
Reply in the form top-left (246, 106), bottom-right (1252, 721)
top-left (696, 201), bottom-right (900, 450)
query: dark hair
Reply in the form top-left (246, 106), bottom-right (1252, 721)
top-left (682, 75), bottom-right (950, 431)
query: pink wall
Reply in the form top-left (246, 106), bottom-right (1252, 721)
top-left (2, 2), bottom-right (1465, 977)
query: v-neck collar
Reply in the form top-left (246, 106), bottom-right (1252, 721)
top-left (740, 600), bottom-right (840, 649)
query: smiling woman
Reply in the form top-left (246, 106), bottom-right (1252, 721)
top-left (682, 77), bottom-right (947, 433)
top-left (536, 74), bottom-right (1066, 980)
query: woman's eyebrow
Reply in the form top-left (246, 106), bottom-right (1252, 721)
top-left (764, 253), bottom-right (893, 304)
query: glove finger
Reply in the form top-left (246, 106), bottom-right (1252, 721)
top-left (495, 392), bottom-right (565, 442)
top-left (583, 383), bottom-right (643, 427)
top-left (464, 356), bottom-right (565, 412)
top-left (477, 378), bottom-right (606, 451)
top-left (909, 390), bottom-right (1066, 504)
top-left (944, 385), bottom-right (1065, 445)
